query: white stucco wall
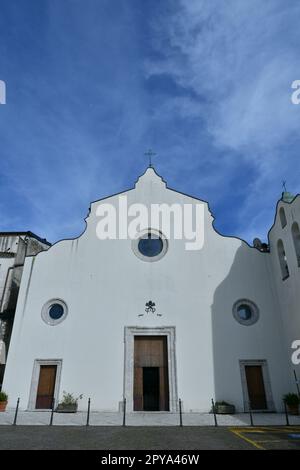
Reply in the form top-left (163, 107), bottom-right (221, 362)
top-left (269, 196), bottom-right (300, 392)
top-left (2, 169), bottom-right (288, 412)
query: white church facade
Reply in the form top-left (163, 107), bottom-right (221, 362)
top-left (1, 167), bottom-right (300, 413)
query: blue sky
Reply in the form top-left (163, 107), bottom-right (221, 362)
top-left (0, 0), bottom-right (300, 243)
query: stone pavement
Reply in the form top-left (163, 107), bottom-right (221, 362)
top-left (0, 410), bottom-right (300, 426)
top-left (1, 424), bottom-right (300, 450)
top-left (0, 425), bottom-right (255, 450)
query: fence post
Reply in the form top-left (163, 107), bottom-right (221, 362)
top-left (86, 398), bottom-right (91, 426)
top-left (49, 398), bottom-right (55, 426)
top-left (211, 398), bottom-right (218, 427)
top-left (248, 402), bottom-right (254, 427)
top-left (179, 398), bottom-right (183, 427)
top-left (13, 398), bottom-right (20, 426)
top-left (294, 369), bottom-right (300, 397)
top-left (122, 398), bottom-right (126, 427)
top-left (283, 400), bottom-right (290, 426)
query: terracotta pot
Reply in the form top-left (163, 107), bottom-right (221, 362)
top-left (0, 401), bottom-right (7, 412)
top-left (287, 404), bottom-right (299, 415)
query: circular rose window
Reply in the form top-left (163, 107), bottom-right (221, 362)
top-left (49, 304), bottom-right (65, 320)
top-left (138, 233), bottom-right (164, 257)
top-left (132, 229), bottom-right (168, 262)
top-left (41, 299), bottom-right (68, 326)
top-left (232, 299), bottom-right (259, 326)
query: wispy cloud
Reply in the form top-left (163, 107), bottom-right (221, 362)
top-left (146, 0), bottom-right (300, 240)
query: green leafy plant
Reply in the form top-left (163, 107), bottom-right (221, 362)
top-left (59, 391), bottom-right (83, 406)
top-left (0, 391), bottom-right (8, 402)
top-left (215, 401), bottom-right (232, 406)
top-left (283, 393), bottom-right (300, 406)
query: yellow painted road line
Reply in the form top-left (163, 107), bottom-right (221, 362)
top-left (230, 428), bottom-right (264, 433)
top-left (268, 427), bottom-right (300, 433)
top-left (229, 428), bottom-right (265, 450)
top-left (257, 440), bottom-right (285, 443)
top-left (229, 426), bottom-right (300, 450)
top-left (231, 426), bottom-right (300, 433)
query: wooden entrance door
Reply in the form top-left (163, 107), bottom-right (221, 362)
top-left (35, 365), bottom-right (57, 409)
top-left (245, 365), bottom-right (267, 410)
top-left (134, 336), bottom-right (169, 411)
top-left (143, 367), bottom-right (160, 411)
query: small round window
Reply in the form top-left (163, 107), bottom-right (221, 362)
top-left (132, 229), bottom-right (168, 262)
top-left (42, 299), bottom-right (68, 326)
top-left (232, 300), bottom-right (259, 326)
top-left (49, 304), bottom-right (64, 320)
top-left (138, 233), bottom-right (163, 257)
top-left (237, 304), bottom-right (252, 321)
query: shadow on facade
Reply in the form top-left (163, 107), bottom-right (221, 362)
top-left (210, 242), bottom-right (286, 413)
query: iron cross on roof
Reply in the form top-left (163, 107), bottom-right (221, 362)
top-left (144, 149), bottom-right (156, 168)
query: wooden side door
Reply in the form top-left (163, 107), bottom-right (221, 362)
top-left (35, 365), bottom-right (57, 409)
top-left (245, 365), bottom-right (267, 410)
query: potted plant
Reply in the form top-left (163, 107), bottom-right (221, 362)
top-left (0, 391), bottom-right (8, 412)
top-left (56, 391), bottom-right (83, 413)
top-left (214, 401), bottom-right (235, 414)
top-left (283, 393), bottom-right (300, 415)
